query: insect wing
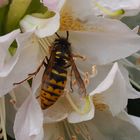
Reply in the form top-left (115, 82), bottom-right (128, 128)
top-left (70, 56), bottom-right (87, 96)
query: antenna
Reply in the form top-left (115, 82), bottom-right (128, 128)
top-left (55, 32), bottom-right (61, 38)
top-left (66, 31), bottom-right (69, 40)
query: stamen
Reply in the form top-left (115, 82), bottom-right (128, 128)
top-left (91, 65), bottom-right (97, 77)
top-left (71, 136), bottom-right (77, 140)
top-left (84, 72), bottom-right (90, 86)
top-left (63, 121), bottom-right (91, 140)
top-left (93, 94), bottom-right (109, 111)
top-left (65, 90), bottom-right (91, 114)
top-left (72, 80), bottom-right (77, 87)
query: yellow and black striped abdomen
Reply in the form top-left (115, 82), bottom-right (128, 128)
top-left (40, 65), bottom-right (67, 110)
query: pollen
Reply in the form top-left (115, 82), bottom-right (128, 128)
top-left (60, 10), bottom-right (105, 32)
top-left (93, 94), bottom-right (109, 111)
top-left (60, 11), bottom-right (86, 31)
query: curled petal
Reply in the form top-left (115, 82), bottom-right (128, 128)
top-left (67, 95), bottom-right (95, 123)
top-left (89, 63), bottom-right (128, 115)
top-left (20, 13), bottom-right (60, 38)
top-left (0, 29), bottom-right (20, 77)
top-left (0, 32), bottom-right (44, 97)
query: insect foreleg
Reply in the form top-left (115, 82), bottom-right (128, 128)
top-left (13, 56), bottom-right (48, 85)
top-left (28, 56), bottom-right (48, 76)
top-left (72, 54), bottom-right (86, 61)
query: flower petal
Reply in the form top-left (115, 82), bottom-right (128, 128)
top-left (5, 82), bottom-right (31, 138)
top-left (0, 29), bottom-right (20, 77)
top-left (43, 96), bottom-right (69, 123)
top-left (67, 96), bottom-right (95, 123)
top-left (67, 20), bottom-right (140, 68)
top-left (117, 61), bottom-right (140, 99)
top-left (93, 110), bottom-right (140, 139)
top-left (89, 63), bottom-right (128, 115)
top-left (14, 94), bottom-right (43, 140)
top-left (41, 0), bottom-right (65, 12)
top-left (64, 0), bottom-right (140, 19)
top-left (0, 33), bottom-right (44, 97)
top-left (20, 13), bottom-right (60, 38)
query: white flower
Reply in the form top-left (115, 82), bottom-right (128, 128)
top-left (12, 61), bottom-right (140, 140)
top-left (1, 1), bottom-right (140, 140)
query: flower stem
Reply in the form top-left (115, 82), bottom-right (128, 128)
top-left (5, 0), bottom-right (32, 33)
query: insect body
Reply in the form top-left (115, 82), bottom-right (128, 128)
top-left (40, 32), bottom-right (87, 109)
top-left (14, 32), bottom-right (86, 110)
top-left (40, 33), bottom-right (71, 109)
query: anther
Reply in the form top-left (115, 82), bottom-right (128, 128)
top-left (92, 65), bottom-right (97, 76)
top-left (71, 136), bottom-right (77, 140)
top-left (84, 72), bottom-right (90, 86)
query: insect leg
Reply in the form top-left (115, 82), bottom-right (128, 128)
top-left (28, 56), bottom-right (48, 76)
top-left (13, 76), bottom-right (33, 85)
top-left (72, 54), bottom-right (86, 61)
top-left (70, 67), bottom-right (73, 93)
top-left (13, 56), bottom-right (48, 85)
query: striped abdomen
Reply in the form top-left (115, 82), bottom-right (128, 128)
top-left (40, 64), bottom-right (67, 110)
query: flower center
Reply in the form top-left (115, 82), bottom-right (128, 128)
top-left (60, 11), bottom-right (86, 31)
top-left (60, 11), bottom-right (106, 32)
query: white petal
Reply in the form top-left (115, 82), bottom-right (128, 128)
top-left (94, 0), bottom-right (140, 17)
top-left (127, 115), bottom-right (140, 131)
top-left (89, 63), bottom-right (128, 115)
top-left (0, 33), bottom-right (44, 97)
top-left (64, 0), bottom-right (140, 19)
top-left (117, 62), bottom-right (140, 99)
top-left (67, 97), bottom-right (95, 123)
top-left (0, 29), bottom-right (21, 77)
top-left (93, 110), bottom-right (140, 139)
top-left (20, 13), bottom-right (60, 38)
top-left (67, 20), bottom-right (140, 68)
top-left (6, 82), bottom-right (31, 138)
top-left (42, 0), bottom-right (65, 12)
top-left (14, 94), bottom-right (43, 140)
top-left (43, 96), bottom-right (69, 123)
top-left (43, 123), bottom-right (65, 140)
top-left (118, 111), bottom-right (140, 131)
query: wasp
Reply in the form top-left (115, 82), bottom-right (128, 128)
top-left (14, 31), bottom-right (87, 110)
